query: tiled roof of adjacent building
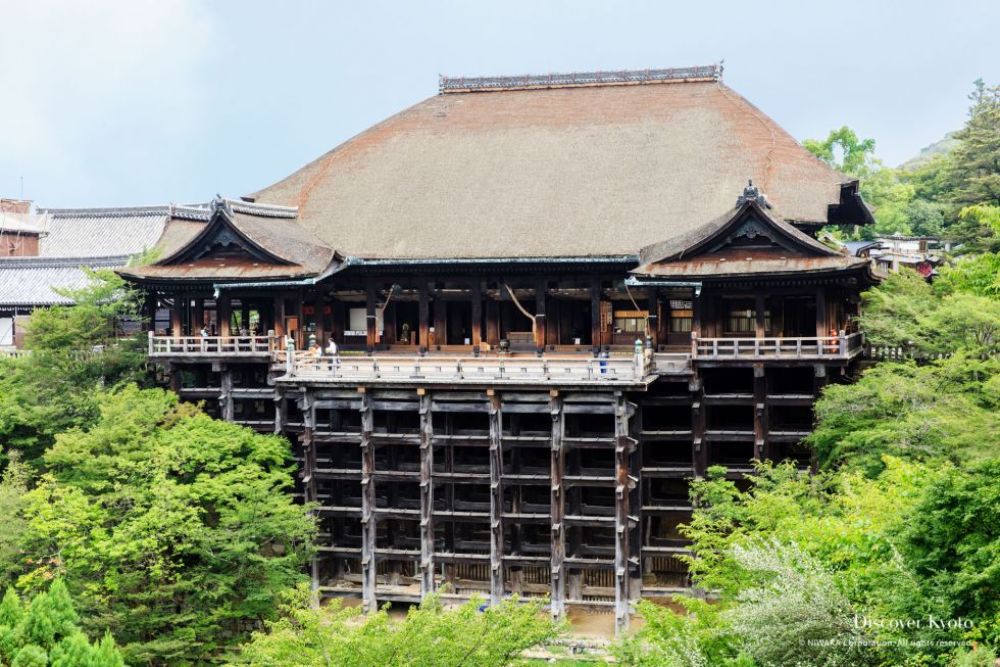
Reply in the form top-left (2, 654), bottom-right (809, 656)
top-left (250, 64), bottom-right (866, 260)
top-left (35, 206), bottom-right (170, 258)
top-left (0, 255), bottom-right (130, 306)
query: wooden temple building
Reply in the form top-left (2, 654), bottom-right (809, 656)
top-left (119, 65), bottom-right (878, 632)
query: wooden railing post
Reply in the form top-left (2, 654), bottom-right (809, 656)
top-left (838, 330), bottom-right (847, 356)
top-left (147, 330), bottom-right (154, 355)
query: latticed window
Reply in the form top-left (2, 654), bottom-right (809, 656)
top-left (669, 300), bottom-right (692, 333)
top-left (613, 310), bottom-right (648, 334)
top-left (725, 299), bottom-right (770, 334)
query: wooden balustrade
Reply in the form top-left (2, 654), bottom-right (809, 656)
top-left (148, 332), bottom-right (274, 356)
top-left (690, 331), bottom-right (863, 360)
top-left (286, 352), bottom-right (650, 385)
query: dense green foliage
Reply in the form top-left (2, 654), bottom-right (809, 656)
top-left (5, 386), bottom-right (316, 664)
top-left (0, 579), bottom-right (125, 666)
top-left (0, 271), bottom-right (318, 665)
top-left (626, 459), bottom-right (1000, 666)
top-left (232, 590), bottom-right (561, 667)
top-left (0, 270), bottom-right (149, 465)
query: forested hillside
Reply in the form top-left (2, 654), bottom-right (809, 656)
top-left (804, 79), bottom-right (1000, 250)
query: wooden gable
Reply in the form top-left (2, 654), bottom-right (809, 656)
top-left (157, 206), bottom-right (292, 268)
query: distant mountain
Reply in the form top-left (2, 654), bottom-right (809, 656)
top-left (899, 132), bottom-right (961, 170)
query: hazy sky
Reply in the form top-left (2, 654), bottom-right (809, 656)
top-left (2, 0), bottom-right (998, 207)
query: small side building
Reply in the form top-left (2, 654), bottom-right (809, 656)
top-left (0, 203), bottom-right (168, 347)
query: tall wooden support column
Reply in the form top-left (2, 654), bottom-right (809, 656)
top-left (418, 390), bottom-right (435, 595)
top-left (359, 390), bottom-right (377, 612)
top-left (549, 392), bottom-right (566, 619)
top-left (299, 391), bottom-right (319, 591)
top-left (753, 364), bottom-right (767, 461)
top-left (471, 282), bottom-right (483, 348)
top-left (535, 280), bottom-right (547, 351)
top-left (366, 283), bottom-right (378, 353)
top-left (219, 365), bottom-right (234, 421)
top-left (692, 375), bottom-right (707, 476)
top-left (488, 393), bottom-right (504, 605)
top-left (418, 282), bottom-right (430, 350)
top-left (590, 278), bottom-right (602, 354)
top-left (614, 393), bottom-right (636, 634)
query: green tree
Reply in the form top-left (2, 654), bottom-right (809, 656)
top-left (935, 252), bottom-right (1000, 298)
top-left (803, 126), bottom-right (877, 177)
top-left (0, 452), bottom-right (31, 581)
top-left (232, 588), bottom-right (562, 667)
top-left (0, 580), bottom-right (124, 666)
top-left (14, 385), bottom-right (316, 665)
top-left (947, 80), bottom-right (1000, 207)
top-left (810, 356), bottom-right (999, 475)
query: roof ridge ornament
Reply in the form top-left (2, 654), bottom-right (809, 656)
top-left (736, 179), bottom-right (771, 209)
top-left (211, 194), bottom-right (232, 216)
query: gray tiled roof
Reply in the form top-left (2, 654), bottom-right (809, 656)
top-left (35, 206), bottom-right (169, 258)
top-left (0, 256), bottom-right (129, 306)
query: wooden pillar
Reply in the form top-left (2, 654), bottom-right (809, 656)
top-left (170, 291), bottom-right (183, 338)
top-left (217, 295), bottom-right (231, 337)
top-left (471, 281), bottom-right (483, 347)
top-left (815, 288), bottom-right (828, 338)
top-left (546, 295), bottom-right (560, 345)
top-left (295, 289), bottom-right (305, 348)
top-left (366, 283), bottom-right (378, 353)
top-left (331, 298), bottom-right (344, 344)
top-left (486, 299), bottom-right (500, 347)
top-left (314, 290), bottom-right (327, 346)
top-left (755, 294), bottom-right (766, 339)
top-left (488, 393), bottom-right (504, 604)
top-left (273, 295), bottom-right (286, 338)
top-left (418, 282), bottom-right (430, 350)
top-left (193, 298), bottom-right (205, 333)
top-left (383, 300), bottom-right (397, 346)
top-left (219, 365), bottom-right (234, 421)
top-left (549, 392), bottom-right (566, 619)
top-left (692, 376), bottom-right (707, 477)
top-left (535, 280), bottom-right (547, 351)
top-left (647, 288), bottom-right (659, 348)
top-left (590, 278), bottom-right (602, 354)
top-left (359, 390), bottom-right (377, 612)
top-left (143, 291), bottom-right (157, 331)
top-left (614, 393), bottom-right (636, 635)
top-left (433, 297), bottom-right (447, 348)
top-left (691, 290), bottom-right (702, 339)
top-left (273, 395), bottom-right (285, 435)
top-left (753, 364), bottom-right (767, 461)
top-left (418, 390), bottom-right (434, 595)
top-left (299, 391), bottom-right (319, 592)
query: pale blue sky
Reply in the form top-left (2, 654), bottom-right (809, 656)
top-left (2, 0), bottom-right (998, 207)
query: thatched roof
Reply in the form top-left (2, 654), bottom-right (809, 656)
top-left (250, 67), bottom-right (862, 260)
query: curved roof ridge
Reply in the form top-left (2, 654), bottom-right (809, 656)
top-left (439, 64), bottom-right (721, 93)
